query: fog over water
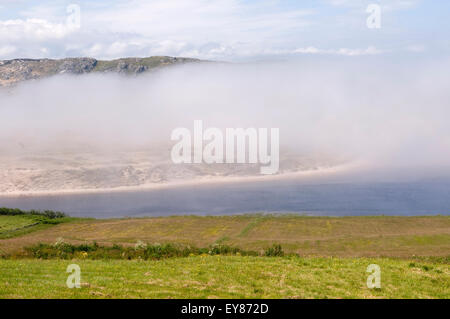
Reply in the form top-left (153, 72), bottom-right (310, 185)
top-left (1, 56), bottom-right (449, 216)
top-left (1, 57), bottom-right (450, 169)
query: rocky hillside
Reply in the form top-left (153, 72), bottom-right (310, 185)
top-left (0, 56), bottom-right (202, 86)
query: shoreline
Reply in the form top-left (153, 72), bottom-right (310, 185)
top-left (0, 164), bottom-right (355, 198)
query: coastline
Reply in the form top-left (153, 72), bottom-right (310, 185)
top-left (0, 164), bottom-right (355, 198)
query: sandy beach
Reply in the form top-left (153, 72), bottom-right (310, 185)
top-left (0, 162), bottom-right (355, 197)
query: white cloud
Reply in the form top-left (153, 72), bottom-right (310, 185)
top-left (0, 0), bottom-right (314, 60)
top-left (0, 0), bottom-right (438, 60)
top-left (0, 45), bottom-right (16, 58)
top-left (406, 45), bottom-right (426, 53)
top-left (0, 18), bottom-right (76, 41)
top-left (336, 46), bottom-right (384, 56)
top-left (326, 0), bottom-right (420, 11)
top-left (293, 46), bottom-right (384, 56)
top-left (294, 47), bottom-right (322, 54)
top-left (381, 0), bottom-right (420, 12)
top-left (84, 0), bottom-right (313, 46)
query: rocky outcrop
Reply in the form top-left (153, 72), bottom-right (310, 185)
top-left (0, 56), bottom-right (202, 86)
top-left (57, 58), bottom-right (97, 74)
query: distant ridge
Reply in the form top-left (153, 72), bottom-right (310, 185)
top-left (0, 56), bottom-right (203, 86)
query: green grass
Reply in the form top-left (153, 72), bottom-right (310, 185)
top-left (237, 216), bottom-right (264, 237)
top-left (0, 214), bottom-right (449, 298)
top-left (0, 256), bottom-right (448, 299)
top-left (0, 215), bottom-right (39, 233)
top-left (2, 215), bottom-right (448, 257)
top-left (0, 214), bottom-right (76, 239)
top-left (16, 241), bottom-right (265, 260)
top-left (0, 215), bottom-right (55, 239)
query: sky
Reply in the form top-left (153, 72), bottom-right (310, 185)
top-left (0, 0), bottom-right (449, 61)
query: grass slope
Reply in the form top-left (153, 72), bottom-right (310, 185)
top-left (0, 215), bottom-right (40, 235)
top-left (0, 214), bottom-right (75, 240)
top-left (0, 256), bottom-right (448, 299)
top-left (1, 215), bottom-right (449, 257)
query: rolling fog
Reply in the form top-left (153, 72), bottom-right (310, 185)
top-left (1, 56), bottom-right (450, 184)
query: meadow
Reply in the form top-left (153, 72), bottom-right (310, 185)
top-left (0, 208), bottom-right (75, 240)
top-left (1, 256), bottom-right (449, 299)
top-left (0, 213), bottom-right (449, 299)
top-left (1, 214), bottom-right (449, 257)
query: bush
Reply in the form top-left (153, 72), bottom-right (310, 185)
top-left (264, 244), bottom-right (284, 257)
top-left (20, 241), bottom-right (263, 260)
top-left (0, 207), bottom-right (66, 219)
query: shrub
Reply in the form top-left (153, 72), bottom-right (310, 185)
top-left (264, 244), bottom-right (284, 257)
top-left (134, 240), bottom-right (147, 250)
top-left (0, 207), bottom-right (66, 219)
top-left (19, 242), bottom-right (264, 260)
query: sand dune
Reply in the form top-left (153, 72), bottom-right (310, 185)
top-left (0, 148), bottom-right (344, 196)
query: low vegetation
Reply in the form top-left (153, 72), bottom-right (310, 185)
top-left (0, 256), bottom-right (448, 299)
top-left (15, 241), bottom-right (288, 260)
top-left (0, 212), bottom-right (448, 298)
top-left (1, 214), bottom-right (448, 257)
top-left (0, 207), bottom-right (66, 219)
top-left (0, 208), bottom-right (73, 239)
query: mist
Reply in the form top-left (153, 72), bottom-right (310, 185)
top-left (1, 56), bottom-right (450, 182)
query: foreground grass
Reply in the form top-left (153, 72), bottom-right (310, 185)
top-left (0, 256), bottom-right (448, 299)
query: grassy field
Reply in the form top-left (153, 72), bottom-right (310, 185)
top-left (0, 214), bottom-right (75, 240)
top-left (1, 215), bottom-right (449, 257)
top-left (0, 215), bottom-right (40, 235)
top-left (0, 214), bottom-right (449, 299)
top-left (0, 256), bottom-right (448, 299)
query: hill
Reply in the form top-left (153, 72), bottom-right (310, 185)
top-left (1, 215), bottom-right (449, 257)
top-left (0, 56), bottom-right (202, 86)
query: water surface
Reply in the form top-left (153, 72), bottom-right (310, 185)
top-left (1, 179), bottom-right (449, 218)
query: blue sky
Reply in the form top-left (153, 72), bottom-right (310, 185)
top-left (0, 0), bottom-right (449, 60)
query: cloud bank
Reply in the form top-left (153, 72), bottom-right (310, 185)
top-left (1, 56), bottom-right (449, 181)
